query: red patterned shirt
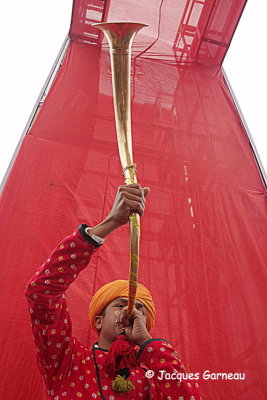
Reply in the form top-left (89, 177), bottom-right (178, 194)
top-left (25, 225), bottom-right (202, 400)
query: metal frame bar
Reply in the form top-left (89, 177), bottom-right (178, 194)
top-left (222, 67), bottom-right (267, 189)
top-left (0, 35), bottom-right (71, 194)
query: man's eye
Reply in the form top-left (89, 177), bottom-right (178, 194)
top-left (116, 304), bottom-right (124, 308)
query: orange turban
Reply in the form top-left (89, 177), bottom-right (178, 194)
top-left (89, 280), bottom-right (156, 333)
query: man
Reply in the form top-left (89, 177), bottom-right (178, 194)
top-left (25, 184), bottom-right (202, 399)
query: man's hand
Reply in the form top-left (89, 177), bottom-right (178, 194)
top-left (108, 183), bottom-right (150, 226)
top-left (116, 306), bottom-right (152, 347)
top-left (89, 184), bottom-right (150, 238)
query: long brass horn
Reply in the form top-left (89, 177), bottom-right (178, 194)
top-left (92, 22), bottom-right (147, 317)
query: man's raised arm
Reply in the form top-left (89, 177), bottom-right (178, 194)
top-left (24, 184), bottom-right (149, 394)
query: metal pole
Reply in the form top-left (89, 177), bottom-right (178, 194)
top-left (0, 35), bottom-right (71, 194)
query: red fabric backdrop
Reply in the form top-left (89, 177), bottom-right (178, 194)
top-left (1, 0), bottom-right (267, 399)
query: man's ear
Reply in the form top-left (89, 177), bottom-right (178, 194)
top-left (94, 315), bottom-right (103, 331)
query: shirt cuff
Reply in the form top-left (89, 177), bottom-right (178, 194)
top-left (85, 227), bottom-right (105, 245)
top-left (78, 224), bottom-right (105, 247)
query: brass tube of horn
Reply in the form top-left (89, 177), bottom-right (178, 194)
top-left (92, 22), bottom-right (147, 317)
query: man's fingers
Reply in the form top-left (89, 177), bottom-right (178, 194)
top-left (118, 183), bottom-right (141, 192)
top-left (119, 308), bottom-right (143, 329)
top-left (114, 184), bottom-right (149, 220)
top-left (118, 183), bottom-right (150, 199)
top-left (119, 309), bottom-right (131, 327)
top-left (127, 200), bottom-right (144, 216)
top-left (121, 192), bottom-right (145, 207)
top-left (119, 184), bottom-right (149, 204)
top-left (120, 318), bottom-right (131, 328)
top-left (120, 307), bottom-right (143, 321)
top-left (119, 194), bottom-right (144, 216)
top-left (119, 186), bottom-right (144, 198)
top-left (143, 187), bottom-right (150, 198)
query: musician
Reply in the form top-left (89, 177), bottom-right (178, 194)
top-left (25, 184), bottom-right (202, 399)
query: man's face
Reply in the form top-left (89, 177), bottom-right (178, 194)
top-left (94, 297), bottom-right (147, 346)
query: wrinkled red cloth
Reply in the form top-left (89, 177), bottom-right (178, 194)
top-left (25, 226), bottom-right (202, 399)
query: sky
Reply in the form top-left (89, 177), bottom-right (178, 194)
top-left (0, 0), bottom-right (266, 187)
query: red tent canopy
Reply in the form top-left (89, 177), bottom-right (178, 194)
top-left (1, 1), bottom-right (267, 399)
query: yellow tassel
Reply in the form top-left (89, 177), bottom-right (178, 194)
top-left (112, 375), bottom-right (133, 392)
